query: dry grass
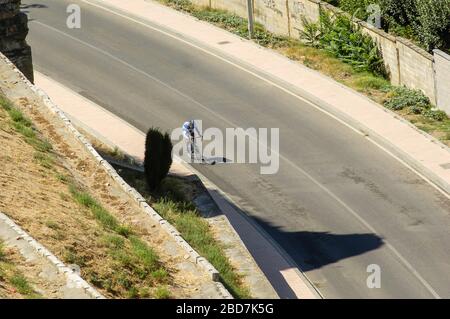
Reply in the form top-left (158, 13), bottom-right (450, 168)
top-left (0, 95), bottom-right (213, 298)
top-left (113, 166), bottom-right (251, 299)
top-left (0, 242), bottom-right (41, 299)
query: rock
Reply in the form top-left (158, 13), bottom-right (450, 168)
top-left (0, 0), bottom-right (34, 82)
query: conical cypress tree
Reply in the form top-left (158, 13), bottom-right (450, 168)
top-left (144, 128), bottom-right (173, 190)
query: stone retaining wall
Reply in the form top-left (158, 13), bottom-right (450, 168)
top-left (0, 0), bottom-right (33, 82)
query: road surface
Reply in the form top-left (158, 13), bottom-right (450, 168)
top-left (24, 0), bottom-right (450, 298)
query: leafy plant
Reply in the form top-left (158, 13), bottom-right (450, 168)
top-left (330, 0), bottom-right (450, 52)
top-left (339, 0), bottom-right (380, 21)
top-left (380, 0), bottom-right (449, 51)
top-left (409, 104), bottom-right (426, 115)
top-left (384, 86), bottom-right (431, 111)
top-left (300, 11), bottom-right (386, 76)
top-left (162, 0), bottom-right (194, 12)
top-left (413, 0), bottom-right (450, 51)
top-left (423, 109), bottom-right (448, 122)
top-left (300, 16), bottom-right (321, 47)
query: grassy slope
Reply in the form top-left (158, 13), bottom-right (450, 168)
top-left (0, 242), bottom-right (41, 299)
top-left (83, 128), bottom-right (251, 298)
top-left (0, 96), bottom-right (171, 298)
top-left (109, 166), bottom-right (251, 299)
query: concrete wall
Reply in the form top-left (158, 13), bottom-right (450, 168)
top-left (288, 0), bottom-right (321, 38)
top-left (434, 50), bottom-right (450, 114)
top-left (253, 0), bottom-right (289, 35)
top-left (0, 0), bottom-right (33, 82)
top-left (396, 39), bottom-right (435, 103)
top-left (189, 0), bottom-right (450, 113)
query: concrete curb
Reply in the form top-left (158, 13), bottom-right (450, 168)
top-left (0, 212), bottom-right (105, 299)
top-left (0, 52), bottom-right (232, 299)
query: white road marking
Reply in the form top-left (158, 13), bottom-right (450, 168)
top-left (31, 13), bottom-right (442, 298)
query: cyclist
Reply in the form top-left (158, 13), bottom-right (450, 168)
top-left (182, 120), bottom-right (202, 162)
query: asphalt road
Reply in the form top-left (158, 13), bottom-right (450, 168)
top-left (24, 0), bottom-right (450, 298)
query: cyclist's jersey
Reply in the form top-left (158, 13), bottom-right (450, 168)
top-left (182, 121), bottom-right (193, 138)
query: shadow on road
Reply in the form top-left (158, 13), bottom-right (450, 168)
top-left (107, 158), bottom-right (385, 298)
top-left (203, 188), bottom-right (385, 297)
top-left (256, 217), bottom-right (384, 272)
top-left (20, 3), bottom-right (48, 14)
top-left (209, 189), bottom-right (384, 269)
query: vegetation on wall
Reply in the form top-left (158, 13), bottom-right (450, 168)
top-left (301, 11), bottom-right (386, 76)
top-left (338, 0), bottom-right (379, 20)
top-left (324, 0), bottom-right (450, 52)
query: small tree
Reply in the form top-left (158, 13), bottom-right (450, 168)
top-left (144, 127), bottom-right (173, 190)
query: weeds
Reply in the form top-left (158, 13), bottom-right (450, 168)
top-left (116, 166), bottom-right (250, 299)
top-left (34, 152), bottom-right (54, 169)
top-left (301, 11), bottom-right (386, 76)
top-left (0, 96), bottom-right (53, 154)
top-left (45, 220), bottom-right (60, 230)
top-left (154, 286), bottom-right (171, 299)
top-left (55, 173), bottom-right (69, 183)
top-left (385, 86), bottom-right (431, 111)
top-left (0, 242), bottom-right (41, 298)
top-left (423, 109), bottom-right (448, 122)
top-left (68, 183), bottom-right (169, 298)
top-left (10, 275), bottom-right (38, 297)
top-left (69, 185), bottom-right (132, 236)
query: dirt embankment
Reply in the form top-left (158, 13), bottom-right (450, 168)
top-left (0, 76), bottom-right (220, 298)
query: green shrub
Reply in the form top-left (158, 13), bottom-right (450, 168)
top-left (154, 286), bottom-right (171, 299)
top-left (352, 74), bottom-right (391, 91)
top-left (423, 109), bottom-right (448, 121)
top-left (385, 86), bottom-right (431, 110)
top-left (380, 0), bottom-right (450, 51)
top-left (162, 0), bottom-right (193, 11)
top-left (379, 0), bottom-right (417, 26)
top-left (333, 0), bottom-right (450, 52)
top-left (339, 0), bottom-right (380, 20)
top-left (300, 16), bottom-right (321, 47)
top-left (301, 12), bottom-right (386, 76)
top-left (413, 0), bottom-right (450, 51)
top-left (409, 104), bottom-right (427, 115)
top-left (144, 128), bottom-right (173, 191)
